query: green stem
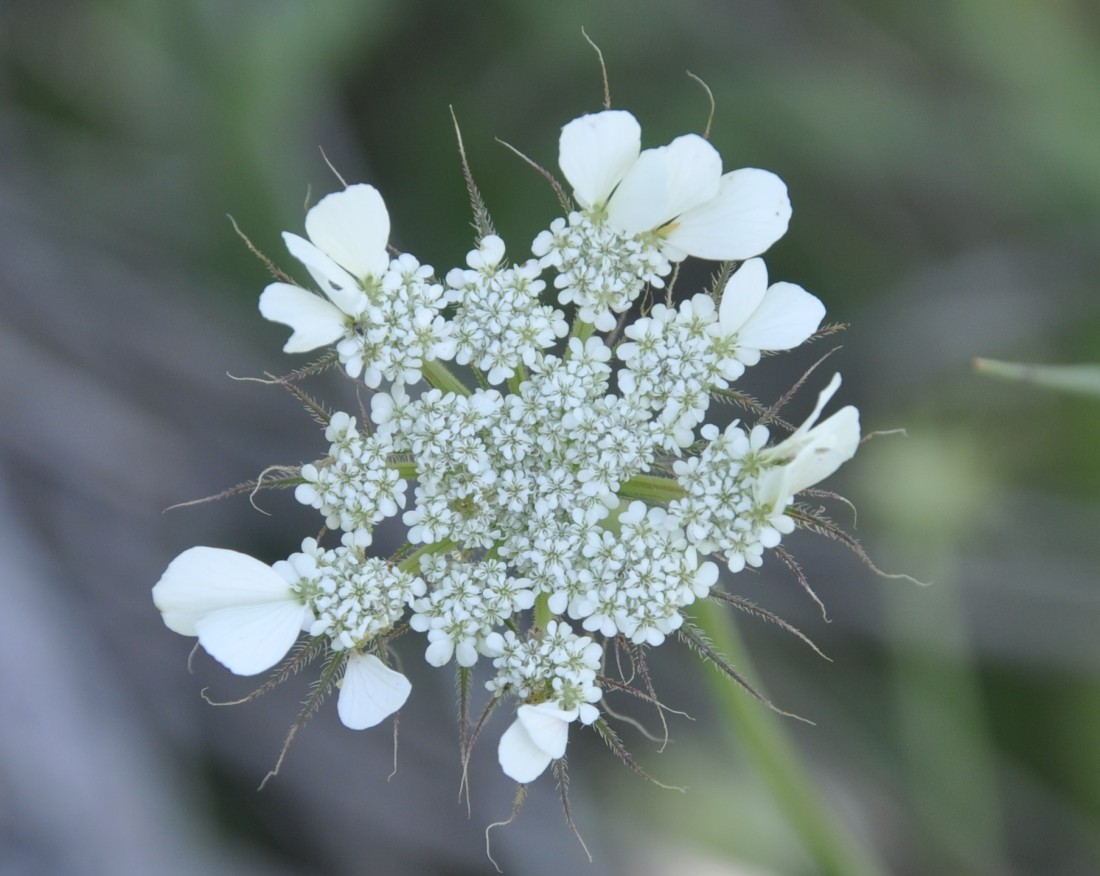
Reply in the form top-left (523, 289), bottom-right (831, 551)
top-left (422, 360), bottom-right (470, 396)
top-left (396, 539), bottom-right (455, 575)
top-left (618, 473), bottom-right (686, 504)
top-left (507, 364), bottom-right (528, 396)
top-left (533, 592), bottom-right (552, 631)
top-left (693, 600), bottom-right (888, 876)
top-left (391, 460), bottom-right (418, 480)
top-left (569, 318), bottom-right (595, 345)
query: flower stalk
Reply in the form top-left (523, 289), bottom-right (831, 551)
top-left (694, 600), bottom-right (888, 876)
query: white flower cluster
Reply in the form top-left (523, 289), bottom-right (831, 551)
top-left (446, 236), bottom-right (568, 384)
top-left (258, 186), bottom-right (453, 388)
top-left (152, 105), bottom-right (862, 789)
top-left (409, 554), bottom-right (534, 667)
top-left (280, 537), bottom-right (424, 651)
top-left (533, 211), bottom-right (670, 331)
top-left (488, 620), bottom-right (603, 783)
top-left (294, 412), bottom-right (406, 548)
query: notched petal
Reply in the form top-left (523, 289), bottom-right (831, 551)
top-left (559, 110), bottom-right (641, 209)
top-left (304, 184), bottom-right (391, 282)
top-left (153, 546), bottom-right (300, 635)
top-left (259, 283), bottom-right (346, 353)
top-left (337, 653), bottom-right (411, 730)
top-left (498, 716), bottom-right (552, 783)
top-left (665, 168), bottom-right (791, 260)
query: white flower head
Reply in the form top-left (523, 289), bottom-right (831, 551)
top-left (154, 88), bottom-right (875, 809)
top-left (259, 184), bottom-right (390, 353)
top-left (152, 547), bottom-right (310, 676)
top-left (497, 702), bottom-right (579, 783)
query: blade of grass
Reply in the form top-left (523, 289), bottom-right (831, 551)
top-left (693, 600), bottom-right (888, 876)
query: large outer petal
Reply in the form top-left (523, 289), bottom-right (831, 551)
top-left (663, 168), bottom-right (791, 260)
top-left (304, 184), bottom-right (390, 282)
top-left (780, 406), bottom-right (861, 496)
top-left (153, 547), bottom-right (300, 636)
top-left (657, 135), bottom-right (723, 222)
top-left (282, 232), bottom-right (364, 315)
top-left (759, 406), bottom-right (861, 511)
top-left (783, 372), bottom-right (843, 447)
top-left (757, 375), bottom-right (860, 510)
top-left (558, 110), bottom-right (640, 209)
top-left (498, 717), bottom-right (552, 783)
top-left (258, 282), bottom-right (346, 353)
top-left (608, 135), bottom-right (721, 236)
top-left (738, 281), bottom-right (825, 351)
top-left (718, 257), bottom-right (769, 334)
top-left (516, 702), bottom-right (576, 758)
top-left (337, 653), bottom-right (411, 730)
top-left (193, 601), bottom-right (308, 676)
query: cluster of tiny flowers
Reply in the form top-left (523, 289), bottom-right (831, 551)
top-left (152, 105), bottom-right (862, 791)
top-left (409, 554), bottom-right (535, 667)
top-left (668, 423), bottom-right (781, 573)
top-left (565, 501), bottom-right (719, 646)
top-left (446, 235), bottom-right (568, 384)
top-left (532, 212), bottom-right (670, 331)
top-left (619, 295), bottom-right (740, 448)
top-left (281, 537), bottom-right (425, 651)
top-left (486, 620), bottom-right (602, 721)
top-left (337, 253), bottom-right (455, 388)
top-left (294, 412), bottom-right (406, 548)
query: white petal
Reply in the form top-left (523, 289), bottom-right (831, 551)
top-left (152, 547), bottom-right (299, 636)
top-left (718, 258), bottom-right (769, 335)
top-left (786, 372), bottom-right (843, 446)
top-left (304, 184), bottom-right (390, 281)
top-left (498, 717), bottom-right (552, 783)
top-left (337, 653), bottom-right (411, 730)
top-left (738, 281), bottom-right (825, 351)
top-left (455, 641), bottom-right (479, 667)
top-left (663, 168), bottom-right (791, 260)
top-left (259, 283), bottom-right (346, 353)
top-left (608, 135), bottom-right (721, 236)
top-left (193, 600), bottom-right (307, 676)
top-left (559, 110), bottom-right (641, 209)
top-left (516, 702), bottom-right (576, 759)
top-left (655, 135), bottom-right (723, 222)
top-left (605, 147), bottom-right (672, 235)
top-left (425, 637), bottom-right (455, 667)
top-left (778, 406), bottom-right (861, 497)
top-left (282, 233), bottom-right (364, 315)
top-left (758, 377), bottom-right (860, 510)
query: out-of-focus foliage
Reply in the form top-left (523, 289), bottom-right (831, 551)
top-left (975, 358), bottom-right (1100, 398)
top-left (1, 1), bottom-right (1098, 874)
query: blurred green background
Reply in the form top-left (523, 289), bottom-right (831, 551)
top-left (2, 1), bottom-right (1098, 874)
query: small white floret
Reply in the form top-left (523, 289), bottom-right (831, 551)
top-left (757, 374), bottom-right (861, 510)
top-left (717, 258), bottom-right (824, 361)
top-left (303, 184), bottom-right (391, 282)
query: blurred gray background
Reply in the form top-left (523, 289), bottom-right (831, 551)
top-left (2, 1), bottom-right (1099, 874)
